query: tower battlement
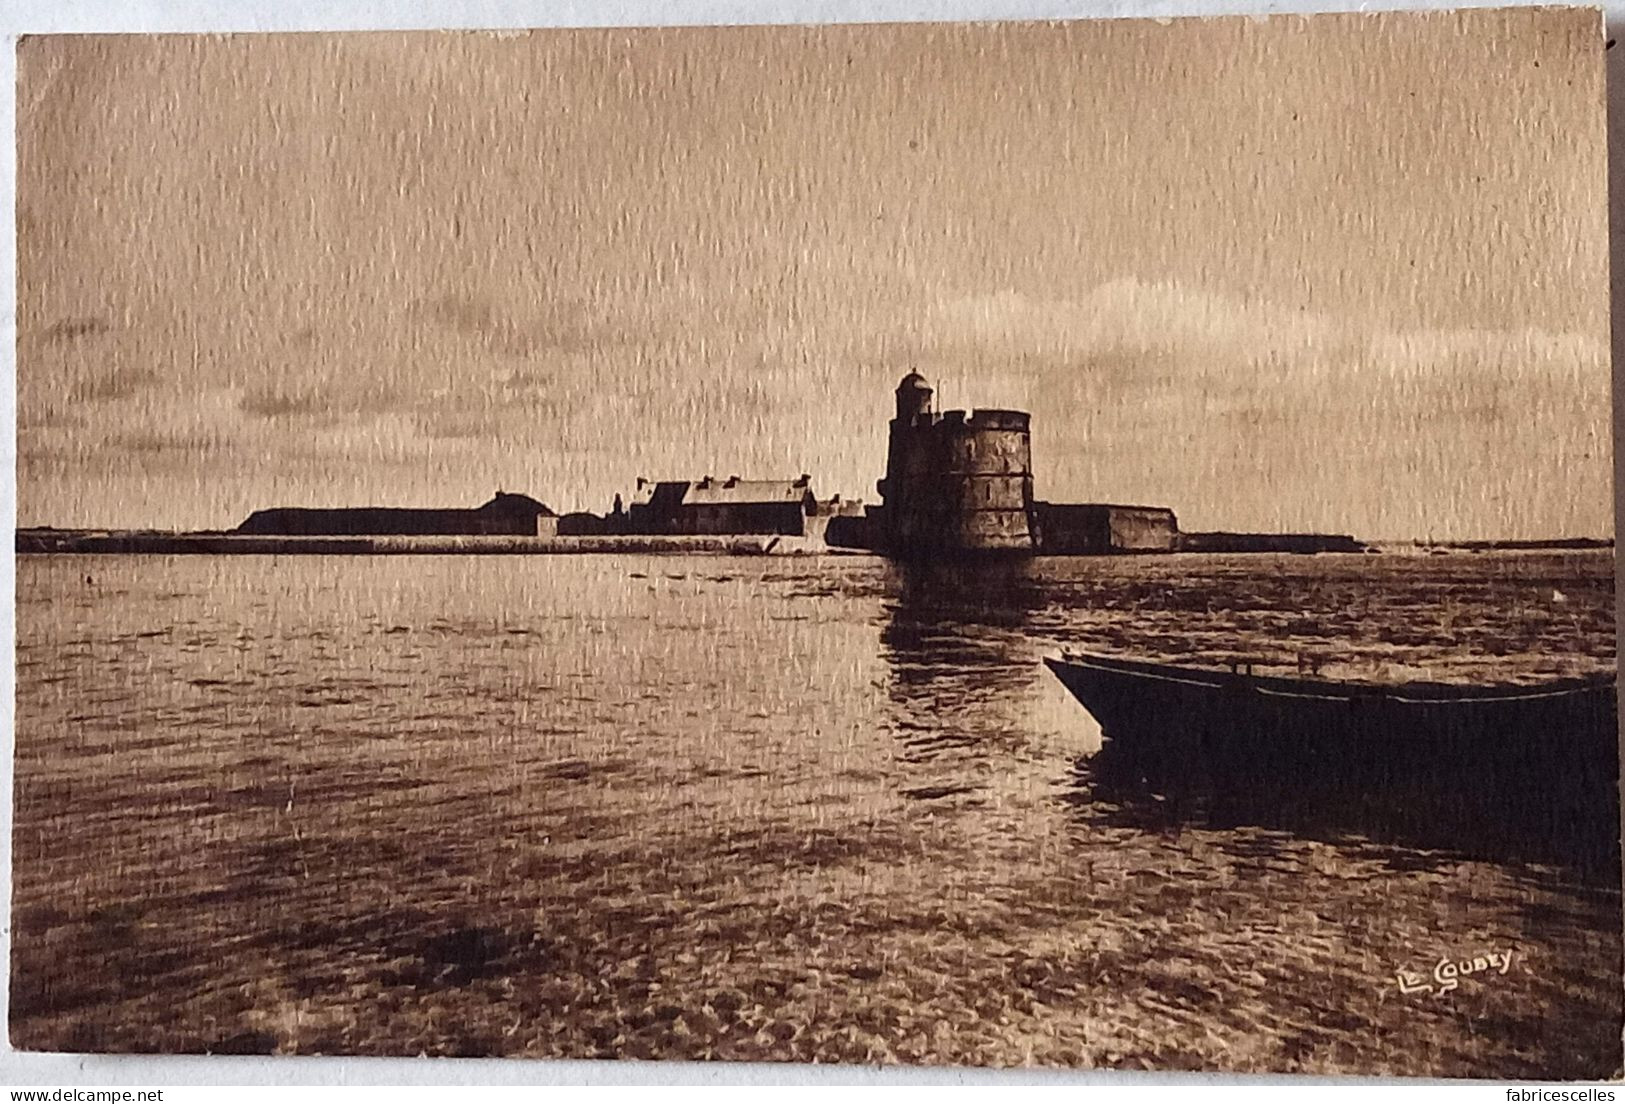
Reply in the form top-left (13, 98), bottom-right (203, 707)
top-left (963, 409), bottom-right (1030, 432)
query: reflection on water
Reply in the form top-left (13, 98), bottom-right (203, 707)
top-left (882, 560), bottom-right (1101, 777)
top-left (1073, 744), bottom-right (1622, 877)
top-left (11, 551), bottom-right (1622, 1075)
top-left (886, 561), bottom-right (1053, 767)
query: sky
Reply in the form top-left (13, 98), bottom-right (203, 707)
top-left (15, 9), bottom-right (1613, 539)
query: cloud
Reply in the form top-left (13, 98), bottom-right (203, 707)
top-left (883, 276), bottom-right (1610, 538)
top-left (116, 428), bottom-right (222, 454)
top-left (411, 292), bottom-right (660, 361)
top-left (914, 277), bottom-right (1605, 404)
top-left (67, 363), bottom-right (159, 403)
top-left (239, 386), bottom-right (331, 420)
top-left (19, 261), bottom-right (1611, 537)
top-left (412, 405), bottom-right (510, 441)
top-left (416, 294), bottom-right (543, 358)
top-left (238, 373), bottom-right (423, 423)
top-left (43, 316), bottom-right (112, 343)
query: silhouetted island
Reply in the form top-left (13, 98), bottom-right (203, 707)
top-left (17, 374), bottom-right (1403, 558)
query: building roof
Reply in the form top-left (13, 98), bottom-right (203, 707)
top-left (242, 493), bottom-right (554, 523)
top-left (477, 492), bottom-right (556, 517)
top-left (896, 371), bottom-right (932, 391)
top-left (630, 480), bottom-right (688, 510)
top-left (632, 475), bottom-right (815, 508)
top-left (1035, 501), bottom-right (1177, 516)
top-left (686, 476), bottom-right (813, 506)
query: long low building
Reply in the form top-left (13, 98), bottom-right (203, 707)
top-left (627, 475), bottom-right (818, 536)
top-left (236, 492), bottom-right (557, 536)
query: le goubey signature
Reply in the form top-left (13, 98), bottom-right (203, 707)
top-left (1395, 948), bottom-right (1516, 996)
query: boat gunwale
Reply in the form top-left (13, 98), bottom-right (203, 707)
top-left (1045, 651), bottom-right (1619, 705)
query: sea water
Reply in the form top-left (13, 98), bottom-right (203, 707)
top-left (11, 551), bottom-right (1620, 1074)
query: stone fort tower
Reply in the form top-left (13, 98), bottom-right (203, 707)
top-left (874, 372), bottom-right (1035, 557)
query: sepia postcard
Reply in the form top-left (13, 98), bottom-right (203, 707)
top-left (10, 8), bottom-right (1621, 1078)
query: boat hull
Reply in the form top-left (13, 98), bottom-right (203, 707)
top-left (1045, 653), bottom-right (1621, 865)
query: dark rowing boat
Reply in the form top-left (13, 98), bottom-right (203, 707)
top-left (1046, 651), bottom-right (1616, 755)
top-left (1044, 651), bottom-right (1620, 866)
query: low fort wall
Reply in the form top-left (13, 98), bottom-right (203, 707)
top-left (1178, 531), bottom-right (1366, 554)
top-left (1033, 504), bottom-right (1178, 555)
top-left (15, 531), bottom-right (816, 556)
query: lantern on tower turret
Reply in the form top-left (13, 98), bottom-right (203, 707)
top-left (894, 371), bottom-right (934, 424)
